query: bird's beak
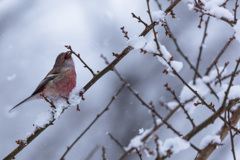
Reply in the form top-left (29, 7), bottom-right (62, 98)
top-left (66, 51), bottom-right (72, 59)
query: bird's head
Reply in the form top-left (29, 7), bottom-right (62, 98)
top-left (54, 51), bottom-right (74, 68)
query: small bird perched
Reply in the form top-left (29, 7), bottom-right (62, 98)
top-left (9, 51), bottom-right (76, 112)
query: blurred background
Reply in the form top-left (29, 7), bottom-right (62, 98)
top-left (1, 0), bottom-right (240, 159)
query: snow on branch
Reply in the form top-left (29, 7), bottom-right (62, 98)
top-left (183, 0), bottom-right (234, 21)
top-left (200, 135), bottom-right (221, 148)
top-left (203, 0), bottom-right (234, 21)
top-left (124, 128), bottom-right (152, 151)
top-left (179, 67), bottom-right (227, 114)
top-left (34, 87), bottom-right (82, 128)
top-left (127, 32), bottom-right (183, 74)
top-left (158, 137), bottom-right (190, 156)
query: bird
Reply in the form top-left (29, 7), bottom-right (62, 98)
top-left (9, 51), bottom-right (77, 112)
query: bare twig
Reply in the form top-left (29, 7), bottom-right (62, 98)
top-left (85, 145), bottom-right (100, 160)
top-left (193, 17), bottom-right (210, 84)
top-left (131, 13), bottom-right (148, 27)
top-left (154, 135), bottom-right (161, 159)
top-left (102, 146), bottom-right (107, 160)
top-left (164, 83), bottom-right (196, 128)
top-left (154, 0), bottom-right (162, 10)
top-left (146, 0), bottom-right (160, 51)
top-left (120, 26), bottom-right (129, 40)
top-left (214, 61), bottom-right (222, 87)
top-left (166, 22), bottom-right (202, 77)
top-left (159, 101), bottom-right (173, 112)
top-left (205, 35), bottom-right (235, 75)
top-left (221, 58), bottom-right (240, 109)
top-left (60, 85), bottom-right (125, 160)
top-left (107, 133), bottom-right (126, 153)
top-left (135, 148), bottom-right (143, 160)
top-left (65, 45), bottom-right (96, 77)
top-left (216, 69), bottom-right (240, 84)
top-left (234, 0), bottom-right (239, 23)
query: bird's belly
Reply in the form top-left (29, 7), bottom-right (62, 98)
top-left (43, 70), bottom-right (76, 100)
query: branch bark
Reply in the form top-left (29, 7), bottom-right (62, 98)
top-left (196, 105), bottom-right (240, 160)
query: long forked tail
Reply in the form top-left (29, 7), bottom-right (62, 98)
top-left (9, 96), bottom-right (32, 113)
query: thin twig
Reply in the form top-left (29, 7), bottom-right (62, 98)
top-left (149, 102), bottom-right (158, 127)
top-left (205, 35), bottom-right (235, 75)
top-left (120, 26), bottom-right (129, 40)
top-left (102, 146), bottom-right (107, 160)
top-left (154, 135), bottom-right (161, 159)
top-left (85, 145), bottom-right (100, 160)
top-left (131, 13), bottom-right (148, 27)
top-left (154, 0), bottom-right (162, 10)
top-left (221, 0), bottom-right (231, 7)
top-left (193, 16), bottom-right (210, 84)
top-left (159, 101), bottom-right (172, 112)
top-left (234, 0), bottom-right (239, 23)
top-left (60, 85), bottom-right (125, 160)
top-left (135, 148), bottom-right (143, 160)
top-left (107, 133), bottom-right (126, 153)
top-left (214, 61), bottom-right (222, 87)
top-left (164, 83), bottom-right (196, 128)
top-left (166, 22), bottom-right (202, 77)
top-left (146, 0), bottom-right (160, 51)
top-left (216, 69), bottom-right (240, 84)
top-left (221, 58), bottom-right (240, 110)
top-left (65, 45), bottom-right (96, 77)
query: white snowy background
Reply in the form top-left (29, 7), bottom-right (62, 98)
top-left (1, 0), bottom-right (240, 160)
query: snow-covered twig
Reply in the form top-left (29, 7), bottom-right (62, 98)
top-left (164, 83), bottom-right (196, 128)
top-left (196, 105), bottom-right (240, 160)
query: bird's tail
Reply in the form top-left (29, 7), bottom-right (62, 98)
top-left (9, 96), bottom-right (33, 113)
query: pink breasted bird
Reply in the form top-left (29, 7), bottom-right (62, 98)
top-left (9, 51), bottom-right (76, 112)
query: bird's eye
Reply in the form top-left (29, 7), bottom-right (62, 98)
top-left (64, 55), bottom-right (68, 59)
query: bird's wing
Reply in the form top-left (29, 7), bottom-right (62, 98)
top-left (31, 71), bottom-right (60, 95)
top-left (9, 69), bottom-right (61, 112)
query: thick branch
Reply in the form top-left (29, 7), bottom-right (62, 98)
top-left (196, 105), bottom-right (240, 160)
